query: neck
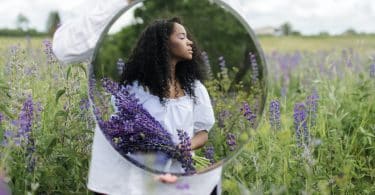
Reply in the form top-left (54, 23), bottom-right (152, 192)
top-left (168, 58), bottom-right (178, 81)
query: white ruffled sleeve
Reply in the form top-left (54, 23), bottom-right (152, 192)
top-left (52, 0), bottom-right (127, 64)
top-left (193, 80), bottom-right (215, 134)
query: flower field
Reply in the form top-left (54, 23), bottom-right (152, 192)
top-left (0, 35), bottom-right (374, 194)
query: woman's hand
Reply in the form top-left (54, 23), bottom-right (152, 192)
top-left (154, 173), bottom-right (178, 184)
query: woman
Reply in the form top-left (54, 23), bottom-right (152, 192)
top-left (53, 0), bottom-right (222, 194)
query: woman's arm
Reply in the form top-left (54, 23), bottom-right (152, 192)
top-left (191, 130), bottom-right (208, 150)
top-left (52, 0), bottom-right (129, 64)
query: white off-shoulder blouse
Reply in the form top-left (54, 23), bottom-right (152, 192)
top-left (87, 80), bottom-right (221, 195)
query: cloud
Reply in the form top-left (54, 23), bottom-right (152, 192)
top-left (237, 0), bottom-right (375, 35)
top-left (0, 0), bottom-right (374, 35)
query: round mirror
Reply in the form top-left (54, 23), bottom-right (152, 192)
top-left (88, 0), bottom-right (267, 176)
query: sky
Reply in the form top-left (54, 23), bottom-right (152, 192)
top-left (0, 0), bottom-right (374, 35)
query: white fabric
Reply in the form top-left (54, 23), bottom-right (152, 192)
top-left (51, 0), bottom-right (223, 194)
top-left (88, 80), bottom-right (221, 194)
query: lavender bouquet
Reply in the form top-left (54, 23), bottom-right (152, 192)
top-left (95, 78), bottom-right (196, 175)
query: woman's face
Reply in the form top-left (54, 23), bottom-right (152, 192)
top-left (168, 23), bottom-right (194, 62)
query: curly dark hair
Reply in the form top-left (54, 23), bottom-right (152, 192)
top-left (120, 17), bottom-right (206, 104)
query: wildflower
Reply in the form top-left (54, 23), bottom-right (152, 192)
top-left (370, 64), bottom-right (375, 78)
top-left (226, 133), bottom-right (236, 151)
top-left (305, 90), bottom-right (319, 127)
top-left (293, 103), bottom-right (309, 147)
top-left (203, 145), bottom-right (215, 165)
top-left (1, 130), bottom-right (13, 146)
top-left (269, 100), bottom-right (281, 130)
top-left (16, 96), bottom-right (34, 141)
top-left (241, 102), bottom-right (256, 129)
top-left (249, 52), bottom-right (259, 83)
top-left (100, 78), bottom-right (196, 175)
top-left (177, 129), bottom-right (195, 174)
top-left (79, 98), bottom-right (90, 111)
top-left (43, 39), bottom-right (57, 64)
top-left (0, 112), bottom-right (3, 124)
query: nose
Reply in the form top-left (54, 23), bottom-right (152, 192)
top-left (187, 39), bottom-right (193, 45)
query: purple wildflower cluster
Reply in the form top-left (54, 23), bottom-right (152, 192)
top-left (241, 102), bottom-right (257, 129)
top-left (2, 96), bottom-right (37, 171)
top-left (16, 96), bottom-right (34, 142)
top-left (42, 39), bottom-right (57, 64)
top-left (370, 63), bottom-right (375, 78)
top-left (269, 100), bottom-right (281, 130)
top-left (249, 52), bottom-right (259, 83)
top-left (0, 112), bottom-right (3, 124)
top-left (176, 129), bottom-right (195, 174)
top-left (305, 90), bottom-right (319, 127)
top-left (99, 78), bottom-right (195, 175)
top-left (203, 145), bottom-right (215, 165)
top-left (226, 133), bottom-right (236, 151)
top-left (293, 103), bottom-right (309, 147)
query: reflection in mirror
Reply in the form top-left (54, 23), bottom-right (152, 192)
top-left (89, 0), bottom-right (267, 176)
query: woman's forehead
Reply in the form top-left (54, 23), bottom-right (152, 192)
top-left (172, 23), bottom-right (187, 34)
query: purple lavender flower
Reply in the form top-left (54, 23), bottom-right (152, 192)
top-left (100, 78), bottom-right (196, 175)
top-left (203, 145), bottom-right (215, 165)
top-left (269, 100), bottom-right (281, 130)
top-left (226, 133), bottom-right (236, 151)
top-left (16, 96), bottom-right (34, 141)
top-left (177, 129), bottom-right (195, 174)
top-left (293, 103), bottom-right (309, 147)
top-left (117, 58), bottom-right (125, 76)
top-left (305, 90), bottom-right (319, 127)
top-left (249, 52), bottom-right (259, 83)
top-left (241, 102), bottom-right (257, 129)
top-left (370, 64), bottom-right (375, 78)
top-left (43, 39), bottom-right (57, 64)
